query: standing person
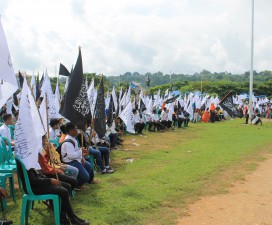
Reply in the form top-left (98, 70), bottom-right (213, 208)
top-left (61, 123), bottom-right (94, 187)
top-left (266, 103), bottom-right (271, 120)
top-left (0, 114), bottom-right (14, 145)
top-left (210, 103), bottom-right (216, 123)
top-left (244, 102), bottom-right (249, 124)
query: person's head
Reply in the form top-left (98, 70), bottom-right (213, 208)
top-left (180, 107), bottom-right (184, 112)
top-left (115, 117), bottom-right (121, 125)
top-left (152, 109), bottom-right (156, 114)
top-left (60, 124), bottom-right (67, 135)
top-left (163, 107), bottom-right (167, 111)
top-left (50, 119), bottom-right (60, 130)
top-left (132, 109), bottom-right (137, 114)
top-left (2, 114), bottom-right (13, 125)
top-left (65, 122), bottom-right (78, 137)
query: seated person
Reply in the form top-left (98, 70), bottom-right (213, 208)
top-left (0, 113), bottom-right (15, 145)
top-left (42, 135), bottom-right (79, 179)
top-left (105, 122), bottom-right (122, 149)
top-left (202, 108), bottom-right (210, 122)
top-left (89, 130), bottom-right (115, 174)
top-left (61, 123), bottom-right (94, 186)
top-left (0, 187), bottom-right (13, 224)
top-left (59, 124), bottom-right (67, 143)
top-left (177, 107), bottom-right (189, 128)
top-left (49, 119), bottom-right (60, 141)
top-left (160, 107), bottom-right (172, 129)
top-left (114, 117), bottom-right (124, 136)
top-left (132, 109), bottom-right (145, 134)
top-left (16, 162), bottom-right (89, 225)
top-left (39, 136), bottom-right (78, 191)
top-left (151, 109), bottom-right (161, 131)
top-left (144, 111), bottom-right (153, 131)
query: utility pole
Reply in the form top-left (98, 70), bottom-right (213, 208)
top-left (249, 0), bottom-right (255, 120)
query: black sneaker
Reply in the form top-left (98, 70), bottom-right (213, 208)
top-left (102, 168), bottom-right (115, 174)
top-left (70, 216), bottom-right (89, 225)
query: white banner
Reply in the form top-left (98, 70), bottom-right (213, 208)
top-left (119, 101), bottom-right (135, 134)
top-left (14, 79), bottom-right (41, 170)
top-left (0, 19), bottom-right (18, 108)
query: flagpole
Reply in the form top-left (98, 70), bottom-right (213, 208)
top-left (45, 93), bottom-right (59, 180)
top-left (249, 0), bottom-right (255, 120)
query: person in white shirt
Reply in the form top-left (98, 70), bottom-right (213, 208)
top-left (160, 107), bottom-right (169, 130)
top-left (132, 109), bottom-right (145, 134)
top-left (0, 114), bottom-right (14, 145)
top-left (49, 119), bottom-right (60, 141)
top-left (61, 123), bottom-right (94, 186)
top-left (89, 130), bottom-right (114, 174)
top-left (144, 111), bottom-right (153, 131)
top-left (152, 109), bottom-right (162, 131)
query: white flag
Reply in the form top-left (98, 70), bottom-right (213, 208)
top-left (14, 79), bottom-right (41, 170)
top-left (119, 101), bottom-right (135, 134)
top-left (0, 18), bottom-right (18, 108)
top-left (111, 86), bottom-right (118, 111)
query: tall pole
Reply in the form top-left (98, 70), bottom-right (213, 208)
top-left (249, 0), bottom-right (254, 120)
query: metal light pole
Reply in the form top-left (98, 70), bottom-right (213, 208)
top-left (248, 0), bottom-right (255, 120)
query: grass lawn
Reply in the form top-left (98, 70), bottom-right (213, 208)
top-left (2, 119), bottom-right (272, 224)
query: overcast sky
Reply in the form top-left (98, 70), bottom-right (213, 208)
top-left (0, 0), bottom-right (271, 76)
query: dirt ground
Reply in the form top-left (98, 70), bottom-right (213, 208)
top-left (178, 155), bottom-right (272, 225)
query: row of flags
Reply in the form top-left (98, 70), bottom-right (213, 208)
top-left (0, 18), bottom-right (266, 170)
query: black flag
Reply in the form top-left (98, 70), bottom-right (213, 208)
top-left (219, 91), bottom-right (243, 118)
top-left (94, 77), bottom-right (106, 138)
top-left (164, 94), bottom-right (180, 104)
top-left (107, 94), bottom-right (114, 126)
top-left (139, 99), bottom-right (146, 112)
top-left (59, 63), bottom-right (71, 77)
top-left (18, 71), bottom-right (24, 89)
top-left (59, 48), bottom-right (91, 130)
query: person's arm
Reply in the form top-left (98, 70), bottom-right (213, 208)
top-left (28, 169), bottom-right (52, 186)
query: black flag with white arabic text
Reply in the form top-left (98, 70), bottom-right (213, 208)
top-left (94, 76), bottom-right (106, 138)
top-left (219, 91), bottom-right (243, 118)
top-left (59, 48), bottom-right (91, 130)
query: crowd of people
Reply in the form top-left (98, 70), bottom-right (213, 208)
top-left (0, 94), bottom-right (268, 224)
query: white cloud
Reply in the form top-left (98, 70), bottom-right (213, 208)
top-left (0, 0), bottom-right (271, 76)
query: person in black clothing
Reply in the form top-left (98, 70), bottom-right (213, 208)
top-left (16, 162), bottom-right (89, 225)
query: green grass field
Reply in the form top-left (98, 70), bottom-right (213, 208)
top-left (2, 119), bottom-right (272, 225)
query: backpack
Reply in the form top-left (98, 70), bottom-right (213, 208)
top-left (56, 139), bottom-right (75, 162)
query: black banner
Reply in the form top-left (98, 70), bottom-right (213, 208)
top-left (94, 76), bottom-right (106, 138)
top-left (59, 48), bottom-right (91, 130)
top-left (59, 63), bottom-right (71, 77)
top-left (219, 91), bottom-right (243, 118)
top-left (107, 94), bottom-right (114, 125)
top-left (164, 94), bottom-right (179, 104)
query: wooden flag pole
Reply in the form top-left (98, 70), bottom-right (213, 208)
top-left (45, 94), bottom-right (59, 181)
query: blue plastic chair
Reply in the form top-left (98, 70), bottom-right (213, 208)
top-left (0, 172), bottom-right (16, 207)
top-left (0, 137), bottom-right (15, 165)
top-left (15, 157), bottom-right (60, 225)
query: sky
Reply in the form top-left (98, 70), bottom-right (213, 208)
top-left (0, 0), bottom-right (271, 77)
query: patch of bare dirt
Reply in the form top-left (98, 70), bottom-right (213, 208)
top-left (178, 155), bottom-right (272, 225)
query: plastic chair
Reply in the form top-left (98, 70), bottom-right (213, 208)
top-left (0, 137), bottom-right (15, 165)
top-left (0, 172), bottom-right (16, 206)
top-left (15, 157), bottom-right (60, 225)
